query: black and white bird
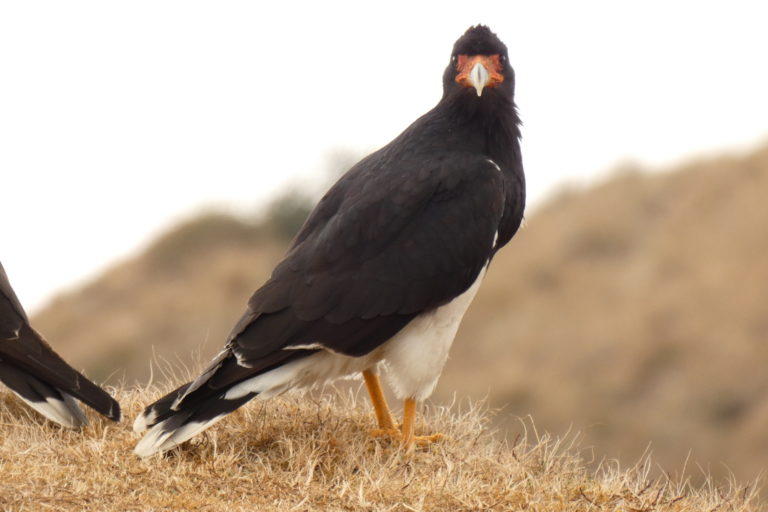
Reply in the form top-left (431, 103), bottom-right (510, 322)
top-left (0, 262), bottom-right (121, 427)
top-left (134, 25), bottom-right (524, 456)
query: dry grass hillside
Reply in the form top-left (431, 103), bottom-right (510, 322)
top-left (0, 384), bottom-right (762, 511)
top-left (31, 141), bottom-right (768, 489)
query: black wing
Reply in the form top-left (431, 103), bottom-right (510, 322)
top-left (177, 152), bottom-right (505, 403)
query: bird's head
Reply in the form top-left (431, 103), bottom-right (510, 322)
top-left (443, 25), bottom-right (513, 101)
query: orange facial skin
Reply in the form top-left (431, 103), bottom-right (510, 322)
top-left (454, 54), bottom-right (505, 90)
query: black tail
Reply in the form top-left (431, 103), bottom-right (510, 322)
top-left (0, 324), bottom-right (121, 425)
top-left (133, 381), bottom-right (257, 457)
top-left (133, 346), bottom-right (316, 456)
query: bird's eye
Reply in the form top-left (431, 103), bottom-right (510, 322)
top-left (451, 54), bottom-right (457, 63)
top-left (500, 55), bottom-right (507, 63)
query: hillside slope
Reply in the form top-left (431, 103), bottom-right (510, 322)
top-left (31, 142), bottom-right (768, 485)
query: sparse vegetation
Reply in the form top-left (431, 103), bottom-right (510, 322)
top-left (1, 384), bottom-right (761, 511)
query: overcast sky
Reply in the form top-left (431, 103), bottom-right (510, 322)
top-left (1, 1), bottom-right (767, 311)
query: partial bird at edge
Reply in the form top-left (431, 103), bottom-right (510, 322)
top-left (0, 262), bottom-right (121, 427)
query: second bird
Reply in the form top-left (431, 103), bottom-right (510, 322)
top-left (0, 262), bottom-right (121, 427)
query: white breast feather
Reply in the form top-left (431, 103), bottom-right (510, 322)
top-left (380, 267), bottom-right (487, 400)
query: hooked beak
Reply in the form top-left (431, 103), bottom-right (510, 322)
top-left (468, 62), bottom-right (490, 97)
top-left (455, 55), bottom-right (504, 97)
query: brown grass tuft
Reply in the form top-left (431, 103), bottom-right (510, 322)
top-left (1, 384), bottom-right (762, 511)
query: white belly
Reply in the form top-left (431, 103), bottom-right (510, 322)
top-left (225, 268), bottom-right (486, 401)
top-left (380, 267), bottom-right (486, 400)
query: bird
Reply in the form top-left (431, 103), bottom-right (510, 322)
top-left (134, 24), bottom-right (524, 456)
top-left (0, 262), bottom-right (121, 427)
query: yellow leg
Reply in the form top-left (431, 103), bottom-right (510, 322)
top-left (401, 397), bottom-right (417, 451)
top-left (400, 398), bottom-right (444, 452)
top-left (368, 391), bottom-right (445, 451)
top-left (362, 369), bottom-right (397, 430)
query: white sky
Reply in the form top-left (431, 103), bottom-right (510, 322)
top-left (1, 1), bottom-right (767, 311)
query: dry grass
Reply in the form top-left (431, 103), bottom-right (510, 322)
top-left (0, 383), bottom-right (763, 512)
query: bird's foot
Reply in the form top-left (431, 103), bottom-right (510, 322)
top-left (369, 427), bottom-right (400, 439)
top-left (369, 427), bottom-right (445, 448)
top-left (412, 433), bottom-right (445, 446)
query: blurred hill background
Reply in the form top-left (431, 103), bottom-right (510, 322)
top-left (32, 141), bottom-right (768, 485)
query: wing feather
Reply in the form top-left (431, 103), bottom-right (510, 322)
top-left (238, 153), bottom-right (504, 356)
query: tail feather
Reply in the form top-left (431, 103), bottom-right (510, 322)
top-left (134, 388), bottom-right (257, 457)
top-left (133, 348), bottom-right (316, 457)
top-left (0, 360), bottom-right (88, 428)
top-left (132, 382), bottom-right (191, 433)
top-left (1, 324), bottom-right (121, 422)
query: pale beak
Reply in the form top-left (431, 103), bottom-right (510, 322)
top-left (468, 61), bottom-right (491, 97)
top-left (454, 55), bottom-right (504, 97)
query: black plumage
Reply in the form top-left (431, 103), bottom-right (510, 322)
top-left (0, 262), bottom-right (121, 426)
top-left (135, 25), bottom-right (525, 456)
